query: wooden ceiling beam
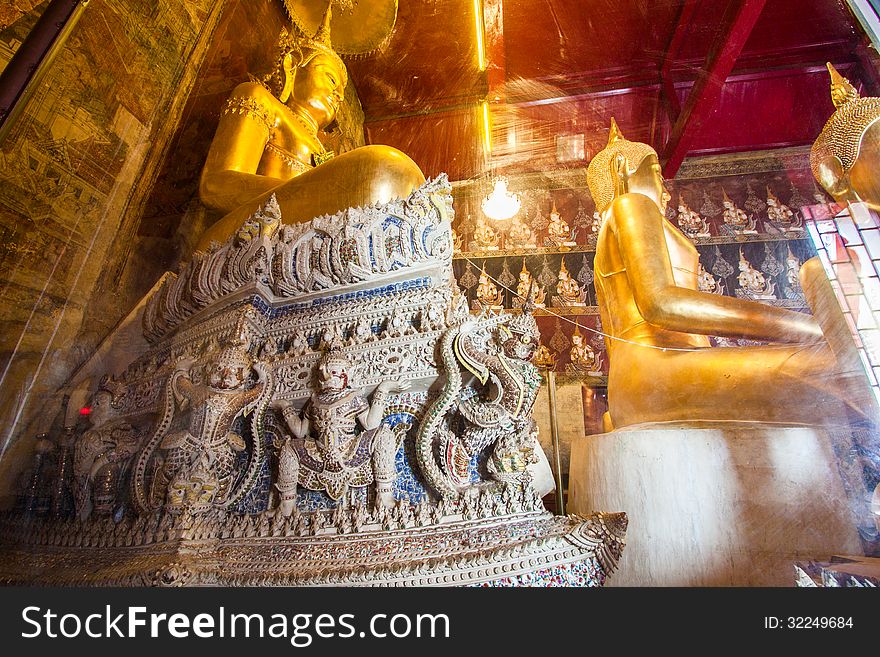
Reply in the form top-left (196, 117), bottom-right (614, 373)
top-left (660, 0), bottom-right (701, 123)
top-left (662, 0), bottom-right (768, 178)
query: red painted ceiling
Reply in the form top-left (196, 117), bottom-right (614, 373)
top-left (346, 0), bottom-right (873, 182)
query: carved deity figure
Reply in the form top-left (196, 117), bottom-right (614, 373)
top-left (568, 324), bottom-right (602, 375)
top-left (588, 118), bottom-right (871, 429)
top-left (273, 347), bottom-right (409, 501)
top-left (151, 342), bottom-right (268, 512)
top-left (766, 187), bottom-right (802, 231)
top-left (721, 189), bottom-right (757, 234)
top-left (676, 197), bottom-right (710, 238)
top-left (735, 249), bottom-right (776, 300)
top-left (515, 259), bottom-right (545, 308)
top-left (554, 258), bottom-right (586, 306)
top-left (545, 203), bottom-right (576, 248)
top-left (73, 387), bottom-right (140, 521)
top-left (697, 262), bottom-right (724, 295)
top-left (476, 263), bottom-right (504, 309)
top-left (197, 6), bottom-right (425, 249)
top-left (472, 217), bottom-right (500, 251)
top-left (507, 213), bottom-right (536, 249)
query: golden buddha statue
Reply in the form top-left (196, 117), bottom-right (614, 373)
top-left (545, 203), bottom-right (576, 248)
top-left (196, 7), bottom-right (425, 249)
top-left (721, 188), bottom-right (756, 234)
top-left (735, 248), bottom-right (776, 300)
top-left (589, 118), bottom-right (871, 429)
top-left (697, 262), bottom-right (724, 295)
top-left (475, 263), bottom-right (503, 310)
top-left (811, 63), bottom-right (880, 209)
top-left (766, 187), bottom-right (802, 232)
top-left (507, 214), bottom-right (536, 249)
top-left (553, 258), bottom-right (586, 307)
top-left (472, 217), bottom-right (500, 251)
top-left (675, 196), bottom-right (710, 239)
top-left (515, 259), bottom-right (545, 308)
top-left (568, 323), bottom-right (602, 376)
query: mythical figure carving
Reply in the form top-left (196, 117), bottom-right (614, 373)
top-left (507, 214), bottom-right (536, 249)
top-left (134, 341), bottom-right (272, 514)
top-left (73, 386), bottom-right (140, 521)
top-left (472, 217), bottom-right (500, 251)
top-left (416, 308), bottom-right (543, 497)
top-left (567, 324), bottom-right (603, 375)
top-left (273, 345), bottom-right (409, 501)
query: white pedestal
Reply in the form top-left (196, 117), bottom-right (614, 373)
top-left (568, 422), bottom-right (862, 586)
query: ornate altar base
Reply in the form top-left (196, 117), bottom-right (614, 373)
top-left (0, 510), bottom-right (625, 587)
top-left (3, 176), bottom-right (626, 587)
top-left (568, 422), bottom-right (863, 586)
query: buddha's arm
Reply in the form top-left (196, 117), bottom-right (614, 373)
top-left (199, 83), bottom-right (286, 214)
top-left (613, 193), bottom-right (824, 343)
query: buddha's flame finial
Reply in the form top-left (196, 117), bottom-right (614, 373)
top-left (608, 117), bottom-right (624, 145)
top-left (827, 62), bottom-right (859, 108)
top-left (314, 2), bottom-right (333, 47)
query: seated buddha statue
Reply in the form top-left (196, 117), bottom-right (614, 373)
top-left (553, 258), bottom-right (586, 307)
top-left (589, 118), bottom-right (872, 429)
top-left (196, 8), bottom-right (425, 250)
top-left (515, 259), bottom-right (545, 308)
top-left (545, 203), bottom-right (576, 248)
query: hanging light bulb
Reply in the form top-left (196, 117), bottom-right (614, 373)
top-left (481, 177), bottom-right (521, 221)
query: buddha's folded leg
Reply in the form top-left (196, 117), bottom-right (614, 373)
top-left (607, 341), bottom-right (870, 428)
top-left (198, 145), bottom-right (425, 249)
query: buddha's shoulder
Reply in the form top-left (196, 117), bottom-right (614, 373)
top-left (608, 192), bottom-right (662, 216)
top-left (227, 81), bottom-right (283, 109)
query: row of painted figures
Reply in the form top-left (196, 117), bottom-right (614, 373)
top-left (455, 183), bottom-right (815, 252)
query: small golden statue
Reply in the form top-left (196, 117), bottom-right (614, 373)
top-left (545, 203), bottom-right (577, 249)
top-left (697, 262), bottom-right (724, 295)
top-left (735, 249), bottom-right (776, 300)
top-left (811, 63), bottom-right (880, 210)
top-left (515, 259), bottom-right (545, 308)
top-left (507, 214), bottom-right (536, 249)
top-left (676, 196), bottom-right (711, 239)
top-left (567, 323), bottom-right (603, 376)
top-left (766, 187), bottom-right (802, 232)
top-left (721, 188), bottom-right (757, 234)
top-left (475, 262), bottom-right (503, 310)
top-left (553, 258), bottom-right (586, 307)
top-left (472, 217), bottom-right (500, 251)
top-left (197, 6), bottom-right (425, 249)
top-left (587, 118), bottom-right (870, 429)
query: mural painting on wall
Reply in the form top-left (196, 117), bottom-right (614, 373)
top-left (0, 0), bottom-right (220, 493)
top-left (451, 167), bottom-right (828, 377)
